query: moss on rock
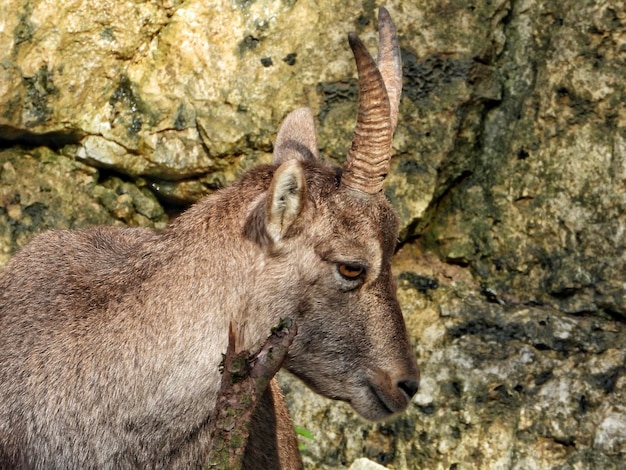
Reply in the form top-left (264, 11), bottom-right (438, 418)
top-left (0, 147), bottom-right (167, 268)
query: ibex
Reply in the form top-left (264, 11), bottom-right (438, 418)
top-left (0, 7), bottom-right (419, 469)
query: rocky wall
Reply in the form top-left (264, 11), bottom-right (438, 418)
top-left (1, 0), bottom-right (624, 468)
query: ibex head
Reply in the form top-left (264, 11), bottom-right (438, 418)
top-left (246, 7), bottom-right (419, 420)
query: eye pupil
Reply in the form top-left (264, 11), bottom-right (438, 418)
top-left (338, 264), bottom-right (364, 279)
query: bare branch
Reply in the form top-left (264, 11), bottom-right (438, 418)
top-left (206, 318), bottom-right (297, 469)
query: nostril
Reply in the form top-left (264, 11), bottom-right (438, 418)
top-left (398, 379), bottom-right (419, 399)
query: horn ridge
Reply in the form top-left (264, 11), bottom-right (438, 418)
top-left (342, 31), bottom-right (393, 194)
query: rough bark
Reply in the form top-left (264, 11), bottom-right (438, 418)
top-left (207, 319), bottom-right (297, 469)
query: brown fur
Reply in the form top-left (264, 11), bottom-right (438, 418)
top-left (0, 9), bottom-right (418, 469)
top-left (244, 380), bottom-right (302, 470)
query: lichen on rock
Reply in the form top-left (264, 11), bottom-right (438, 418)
top-left (0, 147), bottom-right (167, 267)
top-left (0, 0), bottom-right (625, 469)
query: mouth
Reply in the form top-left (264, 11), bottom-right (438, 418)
top-left (370, 380), bottom-right (411, 415)
top-left (349, 368), bottom-right (417, 421)
top-left (369, 385), bottom-right (397, 417)
top-left (285, 357), bottom-right (418, 421)
top-left (295, 372), bottom-right (408, 421)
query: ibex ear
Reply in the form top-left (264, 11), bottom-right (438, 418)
top-left (273, 108), bottom-right (320, 164)
top-left (265, 159), bottom-right (306, 243)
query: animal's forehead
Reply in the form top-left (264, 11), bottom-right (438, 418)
top-left (300, 160), bottom-right (399, 256)
top-left (329, 202), bottom-right (381, 236)
top-left (318, 191), bottom-right (399, 258)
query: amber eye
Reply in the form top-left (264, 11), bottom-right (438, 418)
top-left (337, 263), bottom-right (365, 280)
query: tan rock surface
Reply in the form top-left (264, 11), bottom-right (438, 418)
top-left (1, 1), bottom-right (625, 469)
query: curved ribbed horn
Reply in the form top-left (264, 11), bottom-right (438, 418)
top-left (341, 8), bottom-right (400, 195)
